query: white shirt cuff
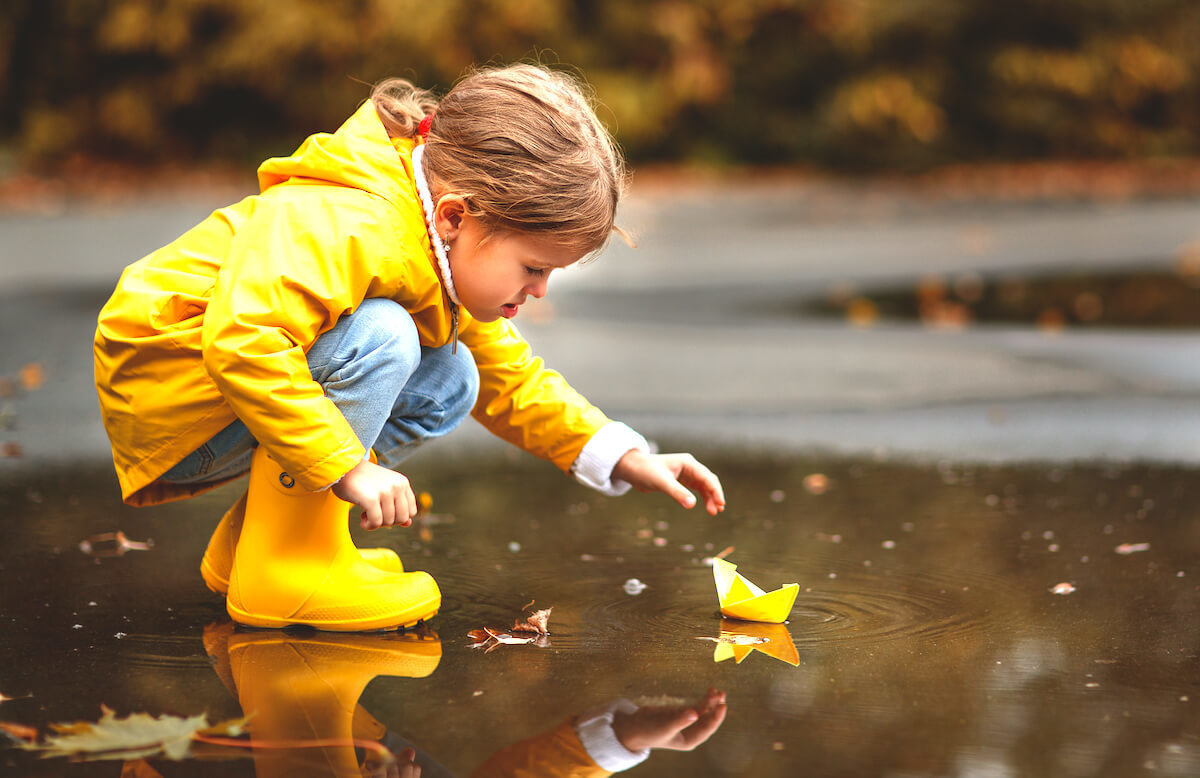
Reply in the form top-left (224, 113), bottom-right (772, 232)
top-left (571, 422), bottom-right (650, 496)
top-left (574, 698), bottom-right (650, 772)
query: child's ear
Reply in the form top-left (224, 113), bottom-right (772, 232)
top-left (433, 194), bottom-right (468, 241)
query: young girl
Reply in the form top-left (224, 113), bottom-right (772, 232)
top-left (94, 64), bottom-right (725, 632)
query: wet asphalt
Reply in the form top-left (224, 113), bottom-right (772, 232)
top-left (1, 182), bottom-right (1200, 474)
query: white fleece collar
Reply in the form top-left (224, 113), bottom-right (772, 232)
top-left (411, 144), bottom-right (463, 307)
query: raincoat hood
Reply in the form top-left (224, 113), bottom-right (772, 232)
top-left (257, 101), bottom-right (420, 213)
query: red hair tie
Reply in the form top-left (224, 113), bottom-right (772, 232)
top-left (418, 114), bottom-right (434, 139)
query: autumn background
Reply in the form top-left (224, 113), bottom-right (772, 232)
top-left (3, 0), bottom-right (1200, 181)
top-left (2, 3), bottom-right (1200, 776)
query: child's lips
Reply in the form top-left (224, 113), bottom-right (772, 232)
top-left (501, 304), bottom-right (519, 319)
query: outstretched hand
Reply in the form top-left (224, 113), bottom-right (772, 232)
top-left (612, 450), bottom-right (726, 515)
top-left (362, 746), bottom-right (421, 778)
top-left (612, 689), bottom-right (727, 752)
top-left (332, 459), bottom-right (418, 530)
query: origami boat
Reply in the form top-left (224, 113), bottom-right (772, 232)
top-left (712, 558), bottom-right (798, 624)
top-left (711, 619), bottom-right (799, 666)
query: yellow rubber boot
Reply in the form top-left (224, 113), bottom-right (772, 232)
top-left (200, 491), bottom-right (404, 595)
top-left (226, 446), bottom-right (440, 631)
top-left (226, 628), bottom-right (441, 777)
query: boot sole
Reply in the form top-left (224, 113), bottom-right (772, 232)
top-left (226, 600), bottom-right (440, 633)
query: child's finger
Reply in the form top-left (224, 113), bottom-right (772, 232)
top-left (678, 700), bottom-right (726, 748)
top-left (679, 461), bottom-right (725, 515)
top-left (396, 490), bottom-right (414, 527)
top-left (664, 478), bottom-right (698, 510)
top-left (361, 502), bottom-right (382, 530)
top-left (379, 494), bottom-right (396, 528)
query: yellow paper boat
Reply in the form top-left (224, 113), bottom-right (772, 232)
top-left (712, 558), bottom-right (798, 623)
top-left (711, 619), bottom-right (799, 666)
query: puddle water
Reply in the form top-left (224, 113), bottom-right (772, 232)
top-left (810, 268), bottom-right (1200, 329)
top-left (2, 454), bottom-right (1199, 776)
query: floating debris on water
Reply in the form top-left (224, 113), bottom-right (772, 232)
top-left (623, 578), bottom-right (648, 595)
top-left (1051, 582), bottom-right (1076, 595)
top-left (701, 546), bottom-right (735, 565)
top-left (697, 634), bottom-right (770, 646)
top-left (803, 474), bottom-right (829, 495)
top-left (467, 603), bottom-right (553, 652)
top-left (78, 531), bottom-right (154, 559)
top-left (1115, 542), bottom-right (1151, 555)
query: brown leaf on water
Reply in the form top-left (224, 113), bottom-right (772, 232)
top-left (19, 363), bottom-right (44, 392)
top-left (468, 604), bottom-right (554, 650)
top-left (482, 628), bottom-right (535, 645)
top-left (79, 531), bottom-right (155, 558)
top-left (512, 607), bottom-right (552, 635)
top-left (0, 721), bottom-right (39, 743)
top-left (467, 628), bottom-right (536, 654)
top-left (22, 705), bottom-right (211, 761)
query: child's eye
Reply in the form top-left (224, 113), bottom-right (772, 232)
top-left (525, 266), bottom-right (546, 277)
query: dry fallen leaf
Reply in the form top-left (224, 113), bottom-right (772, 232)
top-left (0, 721), bottom-right (39, 743)
top-left (79, 531), bottom-right (155, 558)
top-left (697, 634), bottom-right (770, 646)
top-left (19, 363), bottom-right (44, 392)
top-left (468, 604), bottom-right (553, 651)
top-left (22, 706), bottom-right (211, 762)
top-left (802, 474), bottom-right (829, 495)
top-left (468, 627), bottom-right (537, 653)
top-left (512, 608), bottom-right (552, 635)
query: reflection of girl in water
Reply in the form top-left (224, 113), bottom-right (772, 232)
top-left (200, 620), bottom-right (726, 777)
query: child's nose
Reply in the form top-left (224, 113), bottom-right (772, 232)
top-left (526, 275), bottom-right (550, 298)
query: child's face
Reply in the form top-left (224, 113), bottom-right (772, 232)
top-left (447, 216), bottom-right (580, 323)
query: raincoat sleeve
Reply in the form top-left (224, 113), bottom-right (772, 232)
top-left (469, 721), bottom-right (613, 778)
top-left (201, 190), bottom-right (409, 490)
top-left (462, 317), bottom-right (619, 475)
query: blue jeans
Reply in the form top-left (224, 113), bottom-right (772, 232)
top-left (158, 299), bottom-right (479, 485)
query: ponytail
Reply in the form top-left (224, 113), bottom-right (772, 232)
top-left (370, 78), bottom-right (438, 139)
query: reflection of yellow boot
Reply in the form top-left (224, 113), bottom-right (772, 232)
top-left (200, 490), bottom-right (404, 595)
top-left (226, 446), bottom-right (439, 631)
top-left (202, 621), bottom-right (411, 747)
top-left (226, 628), bottom-right (441, 778)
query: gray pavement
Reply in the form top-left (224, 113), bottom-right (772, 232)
top-left (2, 181), bottom-right (1200, 473)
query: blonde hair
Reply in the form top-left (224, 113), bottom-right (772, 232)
top-left (371, 64), bottom-right (627, 257)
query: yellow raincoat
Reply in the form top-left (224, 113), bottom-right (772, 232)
top-left (94, 101), bottom-right (612, 506)
top-left (471, 720), bottom-right (612, 778)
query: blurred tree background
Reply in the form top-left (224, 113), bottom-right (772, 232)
top-left (2, 0), bottom-right (1199, 174)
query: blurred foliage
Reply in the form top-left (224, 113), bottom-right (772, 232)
top-left (2, 0), bottom-right (1200, 171)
